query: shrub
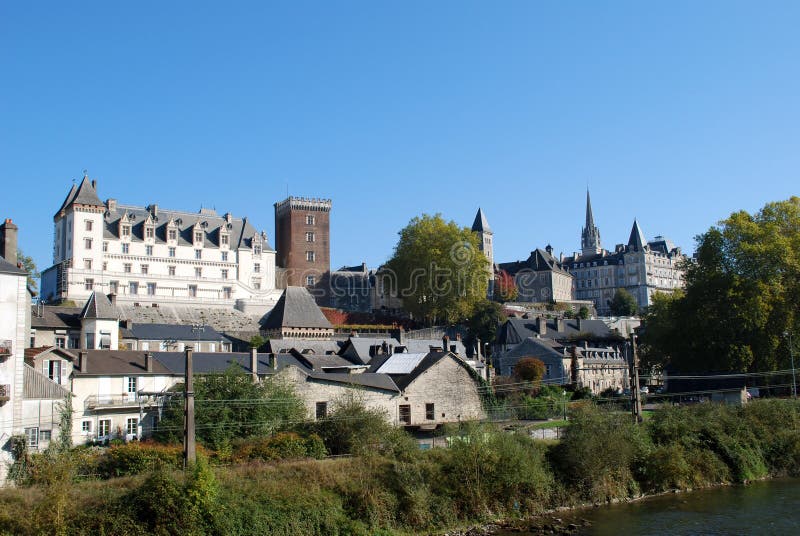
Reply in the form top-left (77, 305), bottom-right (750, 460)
top-left (232, 432), bottom-right (327, 462)
top-left (98, 442), bottom-right (184, 478)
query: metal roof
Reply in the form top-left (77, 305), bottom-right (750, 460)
top-left (373, 352), bottom-right (428, 374)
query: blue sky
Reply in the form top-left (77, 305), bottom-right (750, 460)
top-left (2, 1), bottom-right (798, 275)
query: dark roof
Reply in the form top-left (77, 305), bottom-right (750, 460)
top-left (471, 207), bottom-right (491, 233)
top-left (128, 323), bottom-right (226, 342)
top-left (499, 248), bottom-right (571, 276)
top-left (260, 287), bottom-right (333, 330)
top-left (55, 177), bottom-right (103, 217)
top-left (73, 350), bottom-right (172, 376)
top-left (306, 371), bottom-right (400, 392)
top-left (0, 256), bottom-right (26, 276)
top-left (267, 339), bottom-right (341, 355)
top-left (501, 337), bottom-right (565, 360)
top-left (585, 190), bottom-right (596, 229)
top-left (628, 219), bottom-right (647, 251)
top-left (31, 305), bottom-right (83, 329)
top-left (80, 291), bottom-right (118, 320)
top-left (287, 349), bottom-right (355, 371)
top-left (153, 351), bottom-right (301, 375)
top-left (497, 317), bottom-right (614, 346)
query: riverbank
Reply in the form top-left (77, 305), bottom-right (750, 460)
top-left (2, 399), bottom-right (800, 535)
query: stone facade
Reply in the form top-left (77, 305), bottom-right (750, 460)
top-left (499, 246), bottom-right (574, 303)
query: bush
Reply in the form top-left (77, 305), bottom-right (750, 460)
top-left (232, 432), bottom-right (327, 462)
top-left (98, 442), bottom-right (184, 478)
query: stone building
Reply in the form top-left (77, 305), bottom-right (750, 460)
top-left (259, 286), bottom-right (335, 339)
top-left (274, 196), bottom-right (331, 292)
top-left (561, 191), bottom-right (686, 314)
top-left (471, 208), bottom-right (494, 297)
top-left (41, 175), bottom-right (280, 309)
top-left (329, 263), bottom-right (373, 312)
top-left (498, 246), bottom-right (574, 303)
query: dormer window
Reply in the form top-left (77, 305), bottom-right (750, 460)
top-left (220, 233), bottom-right (229, 247)
top-left (168, 229), bottom-right (177, 241)
top-left (145, 226), bottom-right (154, 240)
top-left (253, 244), bottom-right (261, 256)
top-left (194, 231), bottom-right (203, 244)
top-left (121, 224), bottom-right (131, 238)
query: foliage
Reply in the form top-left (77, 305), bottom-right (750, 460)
top-left (55, 394), bottom-right (73, 454)
top-left (248, 334), bottom-right (266, 349)
top-left (97, 442), bottom-right (185, 478)
top-left (17, 248), bottom-right (39, 291)
top-left (154, 367), bottom-right (306, 452)
top-left (641, 197), bottom-right (800, 373)
top-left (577, 306), bottom-right (590, 319)
top-left (466, 299), bottom-right (504, 346)
top-left (512, 357), bottom-right (545, 385)
top-left (231, 432), bottom-right (327, 462)
top-left (386, 213), bottom-right (489, 325)
top-left (494, 269), bottom-right (518, 302)
top-left (609, 288), bottom-right (638, 316)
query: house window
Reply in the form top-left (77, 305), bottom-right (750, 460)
top-left (83, 259), bottom-right (92, 270)
top-left (39, 430), bottom-right (51, 442)
top-left (221, 251), bottom-right (228, 261)
top-left (81, 420), bottom-right (92, 434)
top-left (315, 402), bottom-right (328, 420)
top-left (254, 263), bottom-right (260, 273)
top-left (147, 282), bottom-right (156, 296)
top-left (126, 418), bottom-right (138, 437)
top-left (188, 285), bottom-right (197, 297)
top-left (98, 419), bottom-right (111, 438)
top-left (47, 360), bottom-right (62, 384)
top-left (306, 275), bottom-right (315, 286)
top-left (85, 220), bottom-right (93, 231)
top-left (141, 264), bottom-right (149, 274)
top-left (305, 232), bottom-right (315, 242)
top-left (306, 251), bottom-right (315, 262)
top-left (84, 238), bottom-right (93, 249)
top-left (102, 241), bottom-right (108, 252)
top-left (84, 278), bottom-right (94, 291)
top-left (85, 332), bottom-right (95, 348)
top-left (145, 226), bottom-right (154, 239)
top-left (168, 247), bottom-right (176, 257)
top-left (146, 245), bottom-right (153, 256)
top-left (127, 377), bottom-right (137, 394)
top-left (121, 224), bottom-right (131, 237)
top-left (221, 269), bottom-right (228, 279)
top-left (55, 337), bottom-right (65, 348)
top-left (195, 267), bottom-right (202, 278)
top-left (25, 428), bottom-right (39, 449)
top-left (425, 403), bottom-right (435, 420)
top-left (168, 229), bottom-right (177, 241)
top-left (306, 214), bottom-right (315, 225)
top-left (223, 287), bottom-right (232, 299)
top-left (399, 404), bottom-right (411, 425)
top-left (168, 266), bottom-right (176, 276)
top-left (194, 231), bottom-right (203, 243)
top-left (129, 281), bottom-right (139, 295)
top-left (109, 280), bottom-right (118, 294)
top-left (195, 249), bottom-right (202, 260)
top-left (122, 243), bottom-right (129, 254)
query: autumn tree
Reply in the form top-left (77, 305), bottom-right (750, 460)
top-left (513, 357), bottom-right (546, 383)
top-left (494, 269), bottom-right (518, 302)
top-left (640, 197), bottom-right (800, 373)
top-left (386, 214), bottom-right (488, 325)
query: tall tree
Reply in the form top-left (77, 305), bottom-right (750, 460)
top-left (609, 288), bottom-right (638, 316)
top-left (386, 214), bottom-right (488, 325)
top-left (466, 299), bottom-right (505, 347)
top-left (641, 197), bottom-right (800, 373)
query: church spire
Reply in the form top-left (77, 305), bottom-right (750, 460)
top-left (581, 189), bottom-right (602, 255)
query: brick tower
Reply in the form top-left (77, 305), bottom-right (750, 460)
top-left (274, 197), bottom-right (332, 292)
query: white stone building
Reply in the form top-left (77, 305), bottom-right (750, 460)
top-left (41, 175), bottom-right (281, 309)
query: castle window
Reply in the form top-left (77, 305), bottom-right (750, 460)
top-left (220, 233), bottom-right (229, 246)
top-left (110, 281), bottom-right (118, 294)
top-left (253, 244), bottom-right (261, 256)
top-left (195, 249), bottom-right (202, 260)
top-left (169, 247), bottom-right (176, 257)
top-left (102, 241), bottom-right (108, 252)
top-left (122, 243), bottom-right (129, 254)
top-left (188, 285), bottom-right (197, 297)
top-left (124, 263), bottom-right (132, 273)
top-left (254, 263), bottom-right (260, 273)
top-left (306, 251), bottom-right (315, 262)
top-left (84, 238), bottom-right (93, 250)
top-left (306, 275), bottom-right (316, 286)
top-left (306, 214), bottom-right (315, 225)
top-left (195, 267), bottom-right (202, 278)
top-left (141, 264), bottom-right (148, 274)
top-left (223, 287), bottom-right (232, 299)
top-left (147, 282), bottom-right (156, 296)
top-left (221, 269), bottom-right (228, 279)
top-left (168, 266), bottom-right (176, 276)
top-left (168, 229), bottom-right (177, 241)
top-left (84, 259), bottom-right (92, 270)
top-left (85, 220), bottom-right (93, 231)
top-left (121, 224), bottom-right (131, 237)
top-left (145, 226), bottom-right (154, 239)
top-left (84, 278), bottom-right (94, 291)
top-left (129, 282), bottom-right (138, 295)
top-left (194, 231), bottom-right (203, 244)
top-left (306, 232), bottom-right (315, 243)
top-left (221, 251), bottom-right (228, 261)
top-left (146, 245), bottom-right (153, 256)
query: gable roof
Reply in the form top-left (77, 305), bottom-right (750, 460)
top-left (31, 305), bottom-right (83, 329)
top-left (260, 287), bottom-right (333, 330)
top-left (306, 371), bottom-right (400, 392)
top-left (128, 323), bottom-right (226, 342)
top-left (0, 256), bottom-right (25, 276)
top-left (471, 207), bottom-right (491, 233)
top-left (80, 291), bottom-right (118, 320)
top-left (497, 316), bottom-right (614, 345)
top-left (73, 350), bottom-right (173, 376)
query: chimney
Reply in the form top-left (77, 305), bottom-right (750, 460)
top-left (145, 352), bottom-right (153, 373)
top-left (0, 218), bottom-right (18, 266)
top-left (537, 316), bottom-right (547, 335)
top-left (78, 351), bottom-right (88, 373)
top-left (107, 199), bottom-right (117, 212)
top-left (442, 335), bottom-right (450, 353)
top-left (268, 353), bottom-right (276, 370)
top-left (556, 318), bottom-right (565, 332)
top-left (576, 317), bottom-right (583, 331)
top-left (388, 344), bottom-right (394, 356)
top-left (251, 348), bottom-right (258, 383)
top-left (107, 293), bottom-right (117, 305)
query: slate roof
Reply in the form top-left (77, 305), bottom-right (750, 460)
top-left (30, 305), bottom-right (83, 329)
top-left (127, 323), bottom-right (227, 342)
top-left (73, 350), bottom-right (173, 376)
top-left (308, 371), bottom-right (400, 392)
top-left (496, 317), bottom-right (614, 346)
top-left (471, 208), bottom-right (491, 233)
top-left (260, 287), bottom-right (333, 330)
top-left (404, 338), bottom-right (467, 356)
top-left (54, 176), bottom-right (103, 217)
top-left (80, 291), bottom-right (118, 320)
top-left (287, 349), bottom-right (356, 371)
top-left (628, 219), bottom-right (647, 251)
top-left (500, 337), bottom-right (565, 360)
top-left (0, 256), bottom-right (26, 276)
top-left (499, 248), bottom-right (571, 276)
top-left (267, 339), bottom-right (342, 355)
top-left (153, 351), bottom-right (303, 375)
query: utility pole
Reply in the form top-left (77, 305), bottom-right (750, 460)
top-left (184, 346), bottom-right (196, 467)
top-left (786, 331), bottom-right (797, 399)
top-left (630, 335), bottom-right (642, 423)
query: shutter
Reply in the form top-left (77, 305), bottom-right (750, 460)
top-left (43, 360), bottom-right (49, 378)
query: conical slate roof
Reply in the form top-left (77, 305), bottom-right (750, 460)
top-left (471, 208), bottom-right (491, 233)
top-left (260, 287), bottom-right (333, 330)
top-left (627, 219), bottom-right (647, 251)
top-left (55, 176), bottom-right (103, 217)
top-left (585, 190), bottom-right (595, 229)
top-left (80, 291), bottom-right (118, 320)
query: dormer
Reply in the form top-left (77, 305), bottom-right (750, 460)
top-left (166, 218), bottom-right (178, 243)
top-left (218, 225), bottom-right (230, 249)
top-left (143, 214), bottom-right (155, 242)
top-left (193, 221), bottom-right (204, 247)
top-left (118, 213), bottom-right (132, 240)
top-left (252, 232), bottom-right (262, 256)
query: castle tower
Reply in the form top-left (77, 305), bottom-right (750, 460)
top-left (274, 197), bottom-right (332, 291)
top-left (581, 190), bottom-right (602, 256)
top-left (471, 208), bottom-right (494, 297)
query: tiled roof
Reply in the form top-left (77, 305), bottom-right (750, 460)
top-left (260, 287), bottom-right (333, 330)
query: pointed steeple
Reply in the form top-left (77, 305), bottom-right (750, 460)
top-left (581, 190), bottom-right (601, 255)
top-left (627, 219), bottom-right (647, 251)
top-left (471, 208), bottom-right (492, 234)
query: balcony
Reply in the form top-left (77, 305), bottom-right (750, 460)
top-left (0, 384), bottom-right (10, 403)
top-left (84, 394), bottom-right (144, 411)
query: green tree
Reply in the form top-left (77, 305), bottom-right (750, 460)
top-left (386, 214), bottom-right (488, 325)
top-left (577, 306), bottom-right (590, 319)
top-left (609, 288), bottom-right (638, 316)
top-left (641, 197), bottom-right (800, 373)
top-left (17, 249), bottom-right (39, 291)
top-left (467, 299), bottom-right (505, 347)
top-left (154, 366), bottom-right (305, 451)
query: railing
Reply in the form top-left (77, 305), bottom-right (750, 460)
top-left (84, 394), bottom-right (142, 410)
top-left (0, 384), bottom-right (10, 403)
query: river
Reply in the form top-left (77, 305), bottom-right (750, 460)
top-left (494, 478), bottom-right (800, 535)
